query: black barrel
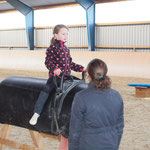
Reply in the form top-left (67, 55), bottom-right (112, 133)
top-left (0, 76), bottom-right (87, 137)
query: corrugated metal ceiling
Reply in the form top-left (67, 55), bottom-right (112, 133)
top-left (0, 0), bottom-right (130, 12)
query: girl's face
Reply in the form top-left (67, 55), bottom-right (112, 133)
top-left (55, 27), bottom-right (68, 42)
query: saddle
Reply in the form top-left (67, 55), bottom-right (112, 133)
top-left (50, 74), bottom-right (85, 137)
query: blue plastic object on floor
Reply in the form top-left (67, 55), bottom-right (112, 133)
top-left (128, 83), bottom-right (150, 87)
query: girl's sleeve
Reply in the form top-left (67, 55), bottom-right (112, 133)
top-left (45, 46), bottom-right (58, 72)
top-left (70, 54), bottom-right (84, 72)
top-left (69, 93), bottom-right (85, 150)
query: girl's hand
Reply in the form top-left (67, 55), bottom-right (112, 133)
top-left (54, 69), bottom-right (62, 76)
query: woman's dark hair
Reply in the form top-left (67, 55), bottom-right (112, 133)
top-left (86, 58), bottom-right (111, 90)
top-left (50, 24), bottom-right (69, 44)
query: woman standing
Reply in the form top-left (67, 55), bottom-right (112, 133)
top-left (69, 58), bottom-right (124, 150)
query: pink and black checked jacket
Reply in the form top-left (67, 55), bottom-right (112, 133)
top-left (45, 39), bottom-right (84, 77)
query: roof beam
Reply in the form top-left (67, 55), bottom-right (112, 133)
top-left (6, 0), bottom-right (34, 50)
top-left (6, 0), bottom-right (32, 15)
top-left (76, 0), bottom-right (95, 51)
top-left (33, 3), bottom-right (79, 10)
top-left (95, 0), bottom-right (130, 3)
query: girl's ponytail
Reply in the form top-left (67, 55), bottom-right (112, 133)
top-left (50, 37), bottom-right (55, 44)
top-left (92, 75), bottom-right (111, 89)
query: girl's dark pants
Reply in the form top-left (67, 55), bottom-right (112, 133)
top-left (34, 76), bottom-right (61, 115)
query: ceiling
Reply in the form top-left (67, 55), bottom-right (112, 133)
top-left (0, 0), bottom-right (130, 13)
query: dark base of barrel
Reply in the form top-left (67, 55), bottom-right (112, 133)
top-left (0, 84), bottom-right (58, 135)
top-left (0, 76), bottom-right (87, 138)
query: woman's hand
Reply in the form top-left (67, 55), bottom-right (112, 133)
top-left (54, 68), bottom-right (62, 76)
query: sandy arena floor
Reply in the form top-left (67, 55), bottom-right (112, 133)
top-left (0, 69), bottom-right (150, 150)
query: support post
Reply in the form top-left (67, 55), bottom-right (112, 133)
top-left (0, 124), bottom-right (44, 150)
top-left (76, 0), bottom-right (95, 51)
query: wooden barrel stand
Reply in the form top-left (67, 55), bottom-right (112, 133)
top-left (0, 124), bottom-right (59, 150)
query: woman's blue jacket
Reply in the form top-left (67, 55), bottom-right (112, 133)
top-left (69, 83), bottom-right (124, 150)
